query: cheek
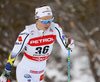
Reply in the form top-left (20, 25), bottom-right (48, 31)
top-left (38, 21), bottom-right (44, 26)
top-left (40, 24), bottom-right (46, 29)
top-left (41, 23), bottom-right (45, 27)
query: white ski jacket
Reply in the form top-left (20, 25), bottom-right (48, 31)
top-left (5, 22), bottom-right (68, 70)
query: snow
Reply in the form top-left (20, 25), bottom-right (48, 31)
top-left (44, 46), bottom-right (96, 82)
top-left (71, 54), bottom-right (95, 82)
top-left (46, 68), bottom-right (67, 81)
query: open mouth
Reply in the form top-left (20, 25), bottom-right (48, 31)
top-left (45, 27), bottom-right (49, 29)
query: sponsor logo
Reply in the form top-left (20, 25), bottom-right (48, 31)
top-left (24, 74), bottom-right (31, 78)
top-left (62, 34), bottom-right (66, 40)
top-left (18, 36), bottom-right (22, 41)
top-left (71, 42), bottom-right (74, 45)
top-left (49, 28), bottom-right (53, 32)
top-left (48, 13), bottom-right (51, 15)
top-left (31, 30), bottom-right (34, 35)
top-left (46, 8), bottom-right (49, 10)
top-left (33, 53), bottom-right (49, 56)
top-left (30, 69), bottom-right (44, 74)
top-left (40, 74), bottom-right (44, 81)
top-left (28, 35), bottom-right (56, 46)
top-left (27, 79), bottom-right (31, 82)
top-left (35, 11), bottom-right (38, 15)
top-left (24, 52), bottom-right (50, 61)
top-left (43, 11), bottom-right (51, 13)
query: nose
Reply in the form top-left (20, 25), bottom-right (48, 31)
top-left (45, 22), bottom-right (51, 26)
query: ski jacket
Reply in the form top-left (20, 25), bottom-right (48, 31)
top-left (5, 22), bottom-right (68, 71)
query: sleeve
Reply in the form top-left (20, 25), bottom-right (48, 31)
top-left (54, 24), bottom-right (68, 54)
top-left (5, 28), bottom-right (30, 71)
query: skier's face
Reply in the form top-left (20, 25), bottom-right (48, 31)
top-left (37, 16), bottom-right (53, 31)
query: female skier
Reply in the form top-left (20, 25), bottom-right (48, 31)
top-left (0, 5), bottom-right (75, 82)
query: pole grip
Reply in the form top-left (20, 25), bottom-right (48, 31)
top-left (68, 37), bottom-right (71, 49)
top-left (68, 37), bottom-right (71, 44)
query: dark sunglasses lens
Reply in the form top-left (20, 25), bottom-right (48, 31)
top-left (41, 21), bottom-right (47, 24)
top-left (41, 21), bottom-right (48, 24)
top-left (49, 20), bottom-right (52, 23)
top-left (41, 19), bottom-right (53, 24)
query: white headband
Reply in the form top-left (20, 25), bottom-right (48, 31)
top-left (35, 6), bottom-right (53, 19)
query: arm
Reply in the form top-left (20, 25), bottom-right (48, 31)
top-left (0, 28), bottom-right (30, 81)
top-left (54, 24), bottom-right (74, 54)
top-left (5, 29), bottom-right (30, 71)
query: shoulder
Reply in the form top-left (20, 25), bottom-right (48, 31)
top-left (51, 22), bottom-right (62, 32)
top-left (25, 24), bottom-right (35, 31)
top-left (19, 24), bottom-right (34, 35)
top-left (24, 24), bottom-right (36, 34)
top-left (51, 22), bottom-right (59, 27)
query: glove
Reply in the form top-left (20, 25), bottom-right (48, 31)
top-left (68, 40), bottom-right (75, 49)
top-left (66, 39), bottom-right (75, 51)
top-left (0, 70), bottom-right (10, 82)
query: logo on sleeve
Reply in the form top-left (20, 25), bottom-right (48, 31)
top-left (31, 30), bottom-right (34, 35)
top-left (18, 36), bottom-right (22, 41)
top-left (62, 34), bottom-right (66, 40)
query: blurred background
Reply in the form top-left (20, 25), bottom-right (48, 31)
top-left (0, 0), bottom-right (100, 82)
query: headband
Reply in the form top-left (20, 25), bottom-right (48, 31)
top-left (35, 6), bottom-right (53, 19)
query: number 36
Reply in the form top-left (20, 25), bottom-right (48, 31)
top-left (35, 46), bottom-right (49, 54)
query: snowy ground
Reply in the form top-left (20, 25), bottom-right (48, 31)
top-left (71, 47), bottom-right (95, 82)
top-left (44, 46), bottom-right (95, 82)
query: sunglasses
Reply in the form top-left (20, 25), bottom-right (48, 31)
top-left (39, 17), bottom-right (54, 24)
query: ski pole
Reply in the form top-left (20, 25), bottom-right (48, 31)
top-left (68, 37), bottom-right (71, 82)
